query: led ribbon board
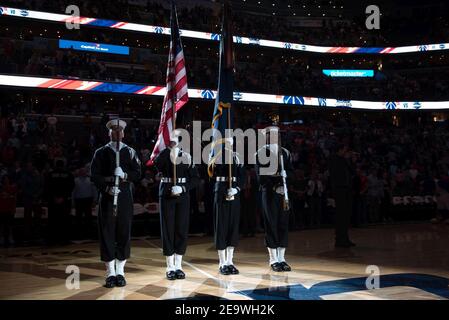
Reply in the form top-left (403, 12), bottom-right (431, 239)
top-left (1, 7), bottom-right (449, 55)
top-left (59, 39), bottom-right (129, 55)
top-left (323, 69), bottom-right (374, 77)
top-left (0, 75), bottom-right (448, 110)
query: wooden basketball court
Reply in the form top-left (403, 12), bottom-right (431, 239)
top-left (1, 223), bottom-right (448, 300)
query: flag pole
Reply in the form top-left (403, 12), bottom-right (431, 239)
top-left (225, 1), bottom-right (233, 197)
top-left (172, 97), bottom-right (177, 187)
top-left (113, 117), bottom-right (120, 217)
top-left (227, 104), bottom-right (232, 192)
top-left (171, 1), bottom-right (177, 188)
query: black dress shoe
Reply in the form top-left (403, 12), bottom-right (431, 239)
top-left (175, 269), bottom-right (186, 279)
top-left (228, 265), bottom-right (239, 275)
top-left (116, 274), bottom-right (127, 287)
top-left (270, 262), bottom-right (283, 272)
top-left (104, 276), bottom-right (116, 288)
top-left (219, 265), bottom-right (231, 275)
top-left (279, 261), bottom-right (291, 272)
top-left (166, 271), bottom-right (176, 280)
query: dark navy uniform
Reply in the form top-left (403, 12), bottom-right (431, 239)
top-left (256, 144), bottom-right (294, 272)
top-left (211, 151), bottom-right (245, 275)
top-left (90, 142), bottom-right (141, 262)
top-left (212, 153), bottom-right (245, 251)
top-left (154, 147), bottom-right (199, 257)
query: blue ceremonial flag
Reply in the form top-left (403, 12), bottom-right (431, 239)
top-left (208, 2), bottom-right (234, 177)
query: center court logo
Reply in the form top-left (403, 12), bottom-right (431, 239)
top-left (236, 273), bottom-right (449, 300)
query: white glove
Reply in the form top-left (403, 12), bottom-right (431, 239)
top-left (108, 186), bottom-right (121, 196)
top-left (280, 170), bottom-right (287, 178)
top-left (114, 167), bottom-right (125, 179)
top-left (170, 147), bottom-right (180, 162)
top-left (275, 186), bottom-right (285, 195)
top-left (171, 185), bottom-right (183, 195)
top-left (225, 137), bottom-right (234, 146)
top-left (172, 147), bottom-right (180, 155)
top-left (227, 188), bottom-right (238, 198)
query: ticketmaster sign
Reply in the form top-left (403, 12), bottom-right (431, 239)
top-left (322, 69), bottom-right (374, 77)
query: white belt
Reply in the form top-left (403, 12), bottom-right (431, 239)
top-left (216, 177), bottom-right (237, 182)
top-left (161, 178), bottom-right (186, 183)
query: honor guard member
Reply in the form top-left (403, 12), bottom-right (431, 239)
top-left (255, 126), bottom-right (294, 272)
top-left (90, 118), bottom-right (141, 288)
top-left (210, 138), bottom-right (245, 275)
top-left (153, 132), bottom-right (199, 281)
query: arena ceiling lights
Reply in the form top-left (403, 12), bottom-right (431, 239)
top-left (1, 74), bottom-right (448, 110)
top-left (1, 6), bottom-right (448, 55)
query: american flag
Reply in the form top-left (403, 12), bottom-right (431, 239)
top-left (147, 2), bottom-right (188, 166)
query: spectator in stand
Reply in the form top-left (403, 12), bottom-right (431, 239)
top-left (37, 116), bottom-right (48, 139)
top-left (353, 166), bottom-right (368, 227)
top-left (307, 171), bottom-right (324, 227)
top-left (46, 114), bottom-right (58, 136)
top-left (431, 168), bottom-right (449, 224)
top-left (72, 167), bottom-right (97, 239)
top-left (45, 160), bottom-right (75, 245)
top-left (366, 169), bottom-right (383, 223)
top-left (290, 169), bottom-right (307, 229)
top-left (130, 115), bottom-right (142, 145)
top-left (18, 162), bottom-right (44, 242)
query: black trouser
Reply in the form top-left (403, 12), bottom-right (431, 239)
top-left (334, 188), bottom-right (353, 243)
top-left (98, 189), bottom-right (133, 262)
top-left (213, 192), bottom-right (240, 250)
top-left (159, 193), bottom-right (190, 256)
top-left (261, 190), bottom-right (289, 248)
top-left (75, 198), bottom-right (93, 221)
top-left (241, 192), bottom-right (256, 236)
